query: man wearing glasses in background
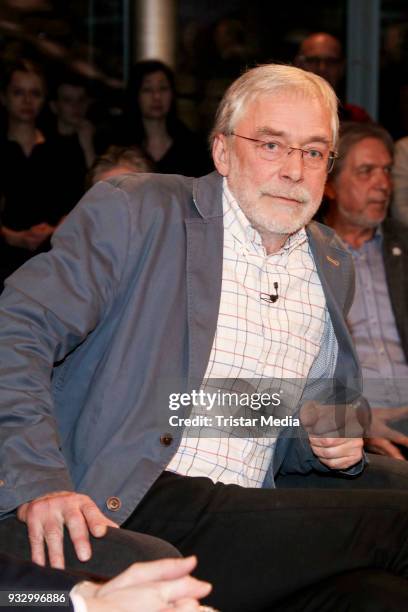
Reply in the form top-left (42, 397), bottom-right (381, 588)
top-left (1, 64), bottom-right (408, 611)
top-left (295, 31), bottom-right (372, 122)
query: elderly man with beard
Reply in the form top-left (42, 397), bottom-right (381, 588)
top-left (2, 65), bottom-right (408, 612)
top-left (325, 121), bottom-right (408, 461)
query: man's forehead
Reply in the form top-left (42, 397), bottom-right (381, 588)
top-left (348, 138), bottom-right (392, 164)
top-left (236, 91), bottom-right (332, 140)
top-left (301, 35), bottom-right (342, 58)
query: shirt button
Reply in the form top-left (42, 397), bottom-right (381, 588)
top-left (106, 496), bottom-right (121, 511)
top-left (160, 433), bottom-right (173, 446)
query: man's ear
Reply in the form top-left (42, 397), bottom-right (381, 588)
top-left (325, 179), bottom-right (337, 201)
top-left (212, 134), bottom-right (230, 176)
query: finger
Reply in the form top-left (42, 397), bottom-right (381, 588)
top-left (81, 499), bottom-right (118, 537)
top-left (160, 576), bottom-right (212, 604)
top-left (43, 519), bottom-right (66, 570)
top-left (300, 401), bottom-right (319, 428)
top-left (309, 436), bottom-right (354, 448)
top-left (26, 521), bottom-right (46, 567)
top-left (171, 599), bottom-right (201, 611)
top-left (98, 557), bottom-right (198, 593)
top-left (372, 406), bottom-right (408, 421)
top-left (64, 508), bottom-right (93, 562)
top-left (303, 417), bottom-right (339, 437)
top-left (310, 440), bottom-right (363, 460)
top-left (378, 426), bottom-right (408, 447)
top-left (317, 455), bottom-right (363, 469)
top-left (308, 420), bottom-right (364, 438)
top-left (366, 438), bottom-right (406, 460)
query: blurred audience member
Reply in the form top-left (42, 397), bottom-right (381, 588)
top-left (379, 22), bottom-right (408, 139)
top-left (121, 60), bottom-right (211, 176)
top-left (0, 59), bottom-right (63, 287)
top-left (391, 135), bottom-right (408, 226)
top-left (295, 32), bottom-right (372, 122)
top-left (88, 144), bottom-right (154, 186)
top-left (49, 72), bottom-right (95, 167)
top-left (46, 71), bottom-right (96, 213)
top-left (324, 122), bottom-right (408, 459)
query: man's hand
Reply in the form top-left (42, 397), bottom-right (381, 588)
top-left (29, 222), bottom-right (55, 241)
top-left (1, 226), bottom-right (49, 251)
top-left (365, 437), bottom-right (406, 460)
top-left (17, 491), bottom-right (118, 570)
top-left (308, 436), bottom-right (364, 469)
top-left (73, 556), bottom-right (213, 612)
top-left (301, 400), bottom-right (364, 469)
top-left (365, 406), bottom-right (408, 460)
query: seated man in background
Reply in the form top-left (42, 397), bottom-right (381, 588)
top-left (2, 64), bottom-right (408, 611)
top-left (295, 32), bottom-right (371, 122)
top-left (324, 121), bottom-right (408, 459)
top-left (87, 144), bottom-right (154, 186)
top-left (391, 134), bottom-right (408, 226)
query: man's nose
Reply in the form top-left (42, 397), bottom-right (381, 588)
top-left (279, 149), bottom-right (305, 182)
top-left (373, 168), bottom-right (392, 191)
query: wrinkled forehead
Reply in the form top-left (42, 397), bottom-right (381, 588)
top-left (232, 86), bottom-right (334, 141)
top-left (347, 137), bottom-right (393, 165)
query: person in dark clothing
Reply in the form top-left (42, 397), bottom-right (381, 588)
top-left (295, 32), bottom-right (372, 123)
top-left (0, 60), bottom-right (64, 287)
top-left (46, 72), bottom-right (96, 215)
top-left (121, 60), bottom-right (211, 177)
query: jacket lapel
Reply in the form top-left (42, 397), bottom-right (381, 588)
top-left (382, 220), bottom-right (408, 362)
top-left (185, 173), bottom-right (224, 386)
top-left (307, 222), bottom-right (360, 384)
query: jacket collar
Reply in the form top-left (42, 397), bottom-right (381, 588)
top-left (192, 171), bottom-right (224, 219)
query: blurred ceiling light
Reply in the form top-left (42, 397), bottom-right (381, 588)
top-left (68, 59), bottom-right (104, 80)
top-left (0, 19), bottom-right (23, 34)
top-left (35, 37), bottom-right (68, 60)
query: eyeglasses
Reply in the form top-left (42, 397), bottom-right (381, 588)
top-left (231, 132), bottom-right (337, 172)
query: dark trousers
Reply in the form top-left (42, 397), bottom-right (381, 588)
top-left (0, 518), bottom-right (180, 579)
top-left (123, 455), bottom-right (408, 612)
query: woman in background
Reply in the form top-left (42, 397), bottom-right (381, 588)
top-left (0, 60), bottom-right (63, 287)
top-left (122, 60), bottom-right (211, 177)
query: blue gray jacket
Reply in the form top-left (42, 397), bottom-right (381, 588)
top-left (0, 171), bottom-right (361, 524)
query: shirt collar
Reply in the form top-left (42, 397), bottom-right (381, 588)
top-left (345, 224), bottom-right (383, 256)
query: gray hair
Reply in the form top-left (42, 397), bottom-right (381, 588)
top-left (88, 145), bottom-right (154, 187)
top-left (331, 121), bottom-right (394, 179)
top-left (210, 63), bottom-right (339, 148)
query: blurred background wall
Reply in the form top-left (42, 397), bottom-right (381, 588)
top-left (1, 0), bottom-right (408, 139)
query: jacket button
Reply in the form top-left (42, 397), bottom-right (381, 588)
top-left (106, 496), bottom-right (121, 511)
top-left (160, 433), bottom-right (173, 446)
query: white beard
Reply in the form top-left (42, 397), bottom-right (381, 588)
top-left (230, 181), bottom-right (323, 236)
